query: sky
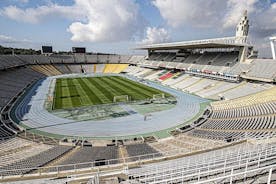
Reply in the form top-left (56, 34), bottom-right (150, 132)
top-left (0, 0), bottom-right (275, 57)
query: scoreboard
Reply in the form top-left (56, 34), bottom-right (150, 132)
top-left (42, 46), bottom-right (53, 53)
top-left (72, 47), bottom-right (86, 53)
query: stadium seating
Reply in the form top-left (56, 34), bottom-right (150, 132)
top-left (31, 65), bottom-right (62, 76)
top-left (246, 59), bottom-right (276, 80)
top-left (125, 143), bottom-right (160, 161)
top-left (0, 145), bottom-right (72, 176)
top-left (128, 55), bottom-right (145, 64)
top-left (189, 87), bottom-right (276, 140)
top-left (0, 53), bottom-right (275, 182)
top-left (149, 135), bottom-right (225, 155)
top-left (53, 64), bottom-right (71, 74)
top-left (103, 64), bottom-right (129, 73)
top-left (158, 71), bottom-right (174, 81)
top-left (0, 55), bottom-right (26, 69)
top-left (81, 64), bottom-right (94, 73)
top-left (0, 139), bottom-right (52, 168)
top-left (51, 146), bottom-right (118, 170)
top-left (128, 141), bottom-right (276, 183)
top-left (0, 67), bottom-right (45, 138)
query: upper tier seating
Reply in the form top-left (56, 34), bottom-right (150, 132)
top-left (246, 59), bottom-right (276, 80)
top-left (0, 55), bottom-right (26, 69)
top-left (128, 55), bottom-right (145, 64)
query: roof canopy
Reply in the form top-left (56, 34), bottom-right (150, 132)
top-left (136, 36), bottom-right (251, 50)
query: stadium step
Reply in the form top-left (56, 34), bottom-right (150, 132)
top-left (118, 146), bottom-right (129, 164)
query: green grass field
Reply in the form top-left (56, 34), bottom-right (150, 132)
top-left (53, 76), bottom-right (170, 110)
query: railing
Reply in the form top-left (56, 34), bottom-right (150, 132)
top-left (0, 139), bottom-right (241, 179)
top-left (0, 134), bottom-right (273, 180)
top-left (197, 165), bottom-right (275, 184)
top-left (128, 143), bottom-right (276, 183)
top-left (191, 131), bottom-right (276, 142)
top-left (0, 129), bottom-right (275, 179)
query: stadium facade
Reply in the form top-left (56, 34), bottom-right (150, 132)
top-left (0, 11), bottom-right (275, 183)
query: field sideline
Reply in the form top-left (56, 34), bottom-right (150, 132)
top-left (53, 76), bottom-right (170, 110)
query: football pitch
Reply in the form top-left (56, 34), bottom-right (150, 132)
top-left (53, 76), bottom-right (171, 110)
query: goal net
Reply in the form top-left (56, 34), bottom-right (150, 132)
top-left (113, 95), bottom-right (130, 103)
top-left (152, 93), bottom-right (165, 100)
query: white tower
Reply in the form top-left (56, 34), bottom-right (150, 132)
top-left (236, 10), bottom-right (249, 37)
top-left (270, 36), bottom-right (276, 60)
top-left (235, 10), bottom-right (249, 43)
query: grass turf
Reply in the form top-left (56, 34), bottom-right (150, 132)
top-left (53, 76), bottom-right (170, 110)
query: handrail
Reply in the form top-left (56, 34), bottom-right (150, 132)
top-left (0, 138), bottom-right (273, 179)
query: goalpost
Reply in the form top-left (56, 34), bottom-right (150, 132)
top-left (152, 93), bottom-right (165, 100)
top-left (113, 95), bottom-right (130, 103)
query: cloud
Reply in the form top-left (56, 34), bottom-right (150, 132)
top-left (0, 35), bottom-right (16, 43)
top-left (17, 0), bottom-right (29, 3)
top-left (0, 0), bottom-right (145, 42)
top-left (0, 3), bottom-right (82, 24)
top-left (68, 0), bottom-right (144, 42)
top-left (141, 27), bottom-right (170, 44)
top-left (152, 0), bottom-right (276, 57)
top-left (0, 34), bottom-right (31, 44)
top-left (152, 0), bottom-right (226, 28)
top-left (222, 0), bottom-right (258, 29)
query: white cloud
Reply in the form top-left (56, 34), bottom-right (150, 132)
top-left (0, 0), bottom-right (145, 42)
top-left (0, 35), bottom-right (15, 43)
top-left (141, 27), bottom-right (170, 44)
top-left (152, 0), bottom-right (276, 57)
top-left (1, 3), bottom-right (82, 24)
top-left (68, 0), bottom-right (144, 42)
top-left (17, 0), bottom-right (29, 3)
top-left (222, 0), bottom-right (257, 29)
top-left (0, 34), bottom-right (31, 43)
top-left (152, 0), bottom-right (226, 28)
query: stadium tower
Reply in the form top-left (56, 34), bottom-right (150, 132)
top-left (235, 10), bottom-right (249, 41)
top-left (235, 10), bottom-right (251, 62)
top-left (270, 36), bottom-right (276, 59)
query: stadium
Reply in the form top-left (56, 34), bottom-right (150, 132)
top-left (0, 8), bottom-right (276, 184)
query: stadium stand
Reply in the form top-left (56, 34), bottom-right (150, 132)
top-left (0, 140), bottom-right (52, 168)
top-left (245, 59), bottom-right (276, 81)
top-left (31, 65), bottom-right (61, 76)
top-left (81, 64), bottom-right (94, 73)
top-left (53, 64), bottom-right (71, 74)
top-left (128, 141), bottom-right (276, 183)
top-left (51, 146), bottom-right (118, 170)
top-left (1, 10), bottom-right (276, 183)
top-left (0, 145), bottom-right (72, 176)
top-left (189, 87), bottom-right (276, 140)
top-left (149, 135), bottom-right (225, 155)
top-left (0, 55), bottom-right (26, 69)
top-left (0, 55), bottom-right (275, 182)
top-left (95, 64), bottom-right (105, 73)
top-left (103, 64), bottom-right (129, 73)
top-left (0, 67), bottom-right (45, 139)
top-left (125, 143), bottom-right (160, 161)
